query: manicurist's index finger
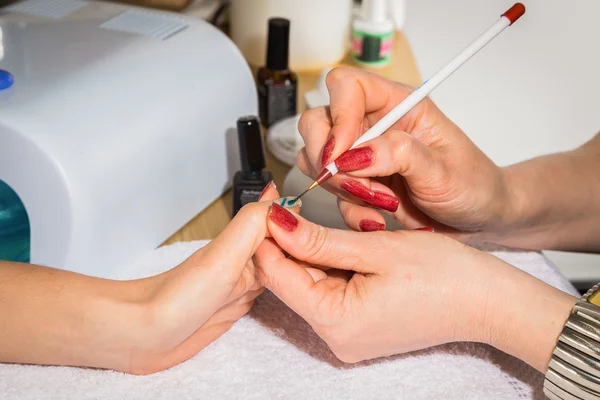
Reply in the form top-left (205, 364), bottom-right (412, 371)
top-left (323, 67), bottom-right (413, 166)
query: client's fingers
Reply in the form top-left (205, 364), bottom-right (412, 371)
top-left (258, 180), bottom-right (279, 202)
top-left (171, 200), bottom-right (274, 319)
top-left (212, 287), bottom-right (265, 323)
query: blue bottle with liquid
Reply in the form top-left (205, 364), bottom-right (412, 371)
top-left (0, 180), bottom-right (30, 263)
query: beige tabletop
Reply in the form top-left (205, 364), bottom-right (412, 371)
top-left (163, 31), bottom-right (421, 245)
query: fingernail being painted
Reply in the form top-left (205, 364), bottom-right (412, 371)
top-left (274, 197), bottom-right (302, 209)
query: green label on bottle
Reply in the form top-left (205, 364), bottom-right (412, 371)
top-left (352, 29), bottom-right (394, 66)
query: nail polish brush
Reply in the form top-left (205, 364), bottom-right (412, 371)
top-left (291, 3), bottom-right (526, 204)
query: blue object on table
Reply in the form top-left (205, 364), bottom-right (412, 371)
top-left (0, 180), bottom-right (30, 263)
top-left (0, 70), bottom-right (14, 90)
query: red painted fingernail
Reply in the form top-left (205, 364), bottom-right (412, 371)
top-left (365, 191), bottom-right (399, 213)
top-left (335, 147), bottom-right (374, 172)
top-left (259, 180), bottom-right (276, 201)
top-left (359, 220), bottom-right (385, 232)
top-left (340, 180), bottom-right (375, 202)
top-left (414, 227), bottom-right (435, 232)
top-left (269, 203), bottom-right (298, 232)
top-left (321, 135), bottom-right (335, 168)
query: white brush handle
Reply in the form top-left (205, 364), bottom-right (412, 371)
top-left (324, 15), bottom-right (513, 177)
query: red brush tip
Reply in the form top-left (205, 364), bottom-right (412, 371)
top-left (502, 3), bottom-right (526, 25)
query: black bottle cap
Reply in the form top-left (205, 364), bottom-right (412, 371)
top-left (266, 18), bottom-right (290, 70)
top-left (237, 115), bottom-right (267, 174)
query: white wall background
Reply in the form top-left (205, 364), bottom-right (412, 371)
top-left (403, 0), bottom-right (600, 282)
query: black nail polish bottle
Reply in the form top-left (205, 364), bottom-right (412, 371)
top-left (232, 115), bottom-right (273, 216)
top-left (257, 17), bottom-right (298, 129)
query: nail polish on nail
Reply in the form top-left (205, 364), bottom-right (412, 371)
top-left (365, 191), bottom-right (400, 213)
top-left (359, 220), bottom-right (386, 232)
top-left (274, 197), bottom-right (302, 209)
top-left (321, 136), bottom-right (335, 168)
top-left (259, 180), bottom-right (276, 201)
top-left (335, 147), bottom-right (374, 172)
top-left (414, 227), bottom-right (435, 232)
top-left (340, 180), bottom-right (375, 202)
top-left (269, 203), bottom-right (299, 232)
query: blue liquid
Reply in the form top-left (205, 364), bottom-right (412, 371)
top-left (0, 180), bottom-right (30, 263)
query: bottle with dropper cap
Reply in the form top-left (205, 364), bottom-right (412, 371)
top-left (257, 17), bottom-right (298, 129)
top-left (352, 0), bottom-right (395, 68)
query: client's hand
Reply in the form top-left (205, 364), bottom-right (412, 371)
top-left (0, 182), bottom-right (285, 375)
top-left (297, 66), bottom-right (514, 241)
top-left (123, 182), bottom-right (284, 374)
top-left (257, 205), bottom-right (576, 373)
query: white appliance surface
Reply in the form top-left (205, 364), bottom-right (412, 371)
top-left (0, 0), bottom-right (257, 277)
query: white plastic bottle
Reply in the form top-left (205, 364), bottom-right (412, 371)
top-left (351, 0), bottom-right (395, 68)
top-left (389, 0), bottom-right (406, 31)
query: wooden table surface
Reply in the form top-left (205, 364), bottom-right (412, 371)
top-left (163, 31), bottom-right (421, 245)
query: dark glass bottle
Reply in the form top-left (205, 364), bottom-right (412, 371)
top-left (232, 116), bottom-right (273, 216)
top-left (257, 18), bottom-right (298, 129)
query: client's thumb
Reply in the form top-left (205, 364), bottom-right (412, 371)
top-left (185, 182), bottom-right (280, 290)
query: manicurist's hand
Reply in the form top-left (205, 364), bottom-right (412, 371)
top-left (0, 182), bottom-right (285, 375)
top-left (299, 66), bottom-right (600, 251)
top-left (257, 204), bottom-right (577, 373)
top-left (297, 66), bottom-right (513, 240)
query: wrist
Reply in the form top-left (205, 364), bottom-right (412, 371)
top-left (473, 165), bottom-right (527, 244)
top-left (491, 166), bottom-right (524, 231)
top-left (484, 260), bottom-right (577, 372)
top-left (78, 280), bottom-right (152, 372)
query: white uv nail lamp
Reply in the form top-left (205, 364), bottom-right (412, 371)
top-left (0, 0), bottom-right (257, 277)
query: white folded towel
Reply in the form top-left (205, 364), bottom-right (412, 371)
top-left (0, 240), bottom-right (578, 400)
